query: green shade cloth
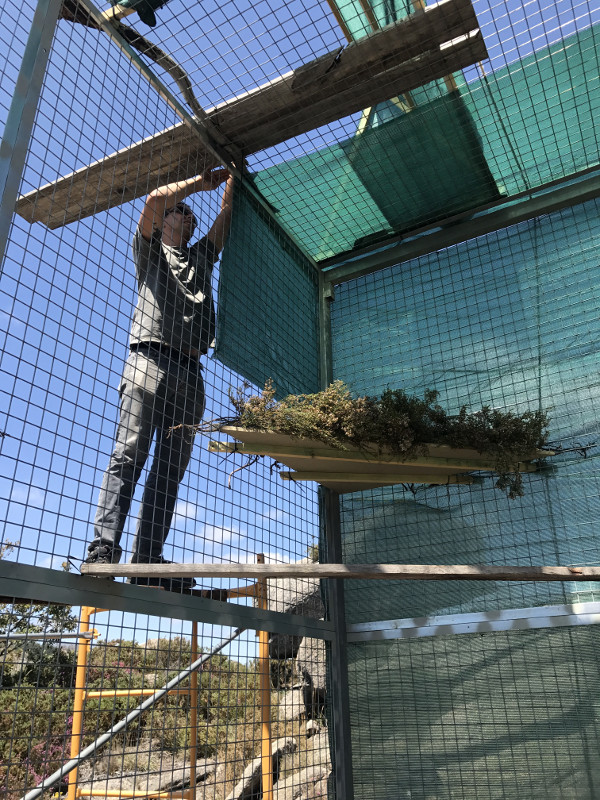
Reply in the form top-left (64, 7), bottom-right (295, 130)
top-left (329, 195), bottom-right (600, 798)
top-left (214, 183), bottom-right (320, 397)
top-left (465, 26), bottom-right (600, 196)
top-left (254, 24), bottom-right (600, 260)
top-left (341, 92), bottom-right (500, 233)
top-left (348, 628), bottom-right (600, 799)
top-left (333, 0), bottom-right (414, 40)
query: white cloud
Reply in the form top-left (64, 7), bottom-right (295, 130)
top-left (0, 309), bottom-right (25, 333)
top-left (10, 486), bottom-right (46, 507)
top-left (172, 500), bottom-right (199, 522)
top-left (199, 523), bottom-right (244, 544)
top-left (38, 554), bottom-right (67, 570)
top-left (258, 508), bottom-right (287, 523)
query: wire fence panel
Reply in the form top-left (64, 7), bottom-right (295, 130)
top-left (0, 3), bottom-right (328, 798)
top-left (331, 196), bottom-right (600, 796)
top-left (2, 0), bottom-right (600, 797)
top-left (0, 599), bottom-right (331, 799)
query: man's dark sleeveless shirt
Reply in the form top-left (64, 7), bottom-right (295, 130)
top-left (129, 229), bottom-right (218, 354)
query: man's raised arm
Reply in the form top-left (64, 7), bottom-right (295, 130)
top-left (206, 173), bottom-right (235, 254)
top-left (137, 168), bottom-right (230, 241)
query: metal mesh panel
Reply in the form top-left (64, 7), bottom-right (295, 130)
top-left (0, 6), bottom-right (330, 799)
top-left (331, 191), bottom-right (600, 796)
top-left (348, 627), bottom-right (600, 799)
top-left (0, 599), bottom-right (331, 799)
top-left (254, 20), bottom-right (600, 260)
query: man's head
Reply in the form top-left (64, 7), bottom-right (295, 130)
top-left (161, 202), bottom-right (197, 246)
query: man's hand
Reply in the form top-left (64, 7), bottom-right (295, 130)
top-left (198, 168), bottom-right (230, 191)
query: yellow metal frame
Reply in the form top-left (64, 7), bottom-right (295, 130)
top-left (66, 573), bottom-right (270, 800)
top-left (256, 554), bottom-right (273, 800)
top-left (67, 607), bottom-right (199, 800)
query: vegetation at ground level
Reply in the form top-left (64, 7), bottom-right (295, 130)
top-left (0, 632), bottom-right (302, 800)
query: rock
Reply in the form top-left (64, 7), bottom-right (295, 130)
top-left (266, 561), bottom-right (324, 659)
top-left (278, 688), bottom-right (307, 721)
top-left (226, 737), bottom-right (297, 800)
top-left (308, 731), bottom-right (331, 771)
top-left (272, 765), bottom-right (332, 800)
top-left (77, 756), bottom-right (222, 797)
top-left (296, 635), bottom-right (326, 719)
top-left (305, 720), bottom-right (321, 738)
top-left (159, 758), bottom-right (222, 790)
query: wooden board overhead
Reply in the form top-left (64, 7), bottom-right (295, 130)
top-left (16, 0), bottom-right (487, 228)
top-left (209, 426), bottom-right (550, 493)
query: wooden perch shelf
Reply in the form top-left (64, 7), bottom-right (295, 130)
top-left (16, 0), bottom-right (487, 228)
top-left (209, 426), bottom-right (551, 493)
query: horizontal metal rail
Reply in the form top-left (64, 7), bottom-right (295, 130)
top-left (347, 600), bottom-right (600, 641)
top-left (1, 631), bottom-right (94, 641)
top-left (0, 562), bottom-right (334, 640)
top-left (322, 167), bottom-right (600, 284)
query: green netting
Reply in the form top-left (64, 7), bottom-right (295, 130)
top-left (252, 145), bottom-right (387, 260)
top-left (330, 196), bottom-right (600, 797)
top-left (348, 628), bottom-right (600, 799)
top-left (333, 0), bottom-right (414, 40)
top-left (334, 196), bottom-right (600, 618)
top-left (214, 182), bottom-right (321, 397)
top-left (341, 92), bottom-right (500, 233)
top-left (465, 25), bottom-right (600, 196)
top-left (254, 23), bottom-right (600, 260)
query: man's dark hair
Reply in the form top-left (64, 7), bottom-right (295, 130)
top-left (165, 202), bottom-right (197, 228)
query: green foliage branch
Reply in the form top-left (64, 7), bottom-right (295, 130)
top-left (229, 380), bottom-right (550, 498)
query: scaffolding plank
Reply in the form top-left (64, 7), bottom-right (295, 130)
top-left (81, 563), bottom-right (600, 582)
top-left (279, 470), bottom-right (474, 485)
top-left (16, 0), bottom-right (486, 228)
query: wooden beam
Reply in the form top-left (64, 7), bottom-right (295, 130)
top-left (80, 562), bottom-right (600, 582)
top-left (99, 5), bottom-right (135, 22)
top-left (208, 440), bottom-right (546, 472)
top-left (17, 0), bottom-right (487, 228)
top-left (279, 470), bottom-right (474, 484)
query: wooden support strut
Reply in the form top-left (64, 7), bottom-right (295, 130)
top-left (80, 563), bottom-right (600, 582)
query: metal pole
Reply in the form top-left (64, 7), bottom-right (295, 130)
top-left (189, 621), bottom-right (199, 800)
top-left (321, 488), bottom-right (355, 800)
top-left (67, 607), bottom-right (93, 800)
top-left (21, 626), bottom-right (245, 800)
top-left (0, 0), bottom-right (62, 274)
top-left (1, 631), bottom-right (94, 641)
top-left (318, 273), bottom-right (355, 798)
top-left (257, 553), bottom-right (273, 800)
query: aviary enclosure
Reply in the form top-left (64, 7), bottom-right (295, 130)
top-left (1, 0), bottom-right (600, 797)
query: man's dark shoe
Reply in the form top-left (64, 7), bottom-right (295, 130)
top-left (128, 557), bottom-right (196, 593)
top-left (82, 544), bottom-right (120, 579)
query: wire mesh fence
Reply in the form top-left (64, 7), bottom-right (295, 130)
top-left (2, 0), bottom-right (600, 797)
top-left (0, 598), bottom-right (331, 799)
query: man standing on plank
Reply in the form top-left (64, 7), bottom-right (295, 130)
top-left (84, 168), bottom-right (234, 592)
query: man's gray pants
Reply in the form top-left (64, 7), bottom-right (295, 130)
top-left (90, 347), bottom-right (205, 563)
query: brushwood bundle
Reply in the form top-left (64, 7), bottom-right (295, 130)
top-left (228, 381), bottom-right (550, 498)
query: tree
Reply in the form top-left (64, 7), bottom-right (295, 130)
top-left (1, 541), bottom-right (78, 687)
